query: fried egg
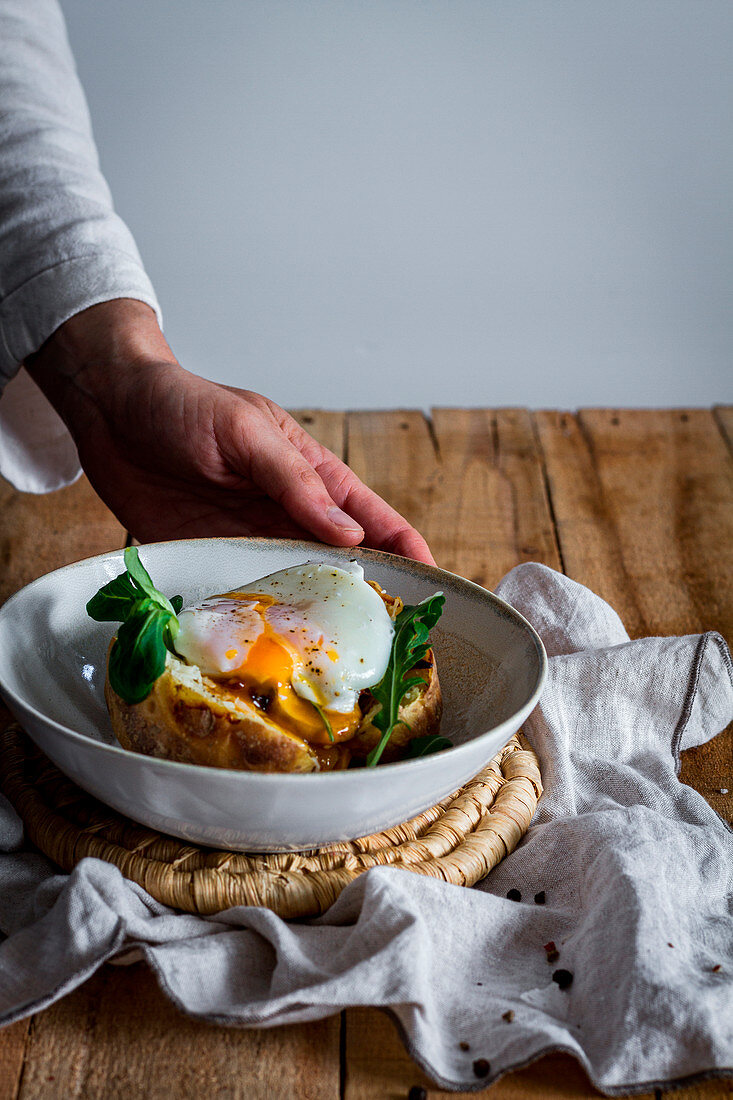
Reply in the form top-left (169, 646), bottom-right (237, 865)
top-left (173, 562), bottom-right (394, 744)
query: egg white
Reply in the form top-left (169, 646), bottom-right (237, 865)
top-left (173, 562), bottom-right (394, 713)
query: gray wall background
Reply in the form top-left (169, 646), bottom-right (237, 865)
top-left (61, 0), bottom-right (732, 409)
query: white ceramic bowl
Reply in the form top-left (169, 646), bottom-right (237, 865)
top-left (0, 539), bottom-right (546, 851)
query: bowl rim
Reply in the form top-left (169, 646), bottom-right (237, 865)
top-left (0, 537), bottom-right (547, 784)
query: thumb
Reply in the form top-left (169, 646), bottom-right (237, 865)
top-left (246, 419), bottom-right (365, 545)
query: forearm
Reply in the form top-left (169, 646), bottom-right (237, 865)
top-left (0, 0), bottom-right (160, 386)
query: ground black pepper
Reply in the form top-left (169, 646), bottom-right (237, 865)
top-left (472, 1058), bottom-right (491, 1078)
top-left (506, 888), bottom-right (521, 902)
top-left (534, 890), bottom-right (546, 905)
top-left (502, 1010), bottom-right (515, 1023)
top-left (407, 1087), bottom-right (427, 1100)
top-left (552, 969), bottom-right (574, 990)
top-left (459, 1041), bottom-right (470, 1051)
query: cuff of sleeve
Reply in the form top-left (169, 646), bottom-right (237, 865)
top-left (0, 250), bottom-right (162, 383)
top-left (0, 250), bottom-right (162, 493)
top-left (0, 368), bottom-right (82, 493)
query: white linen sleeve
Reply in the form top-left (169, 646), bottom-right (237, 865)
top-left (0, 0), bottom-right (162, 493)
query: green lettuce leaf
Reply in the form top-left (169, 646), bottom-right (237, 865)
top-left (87, 547), bottom-right (182, 704)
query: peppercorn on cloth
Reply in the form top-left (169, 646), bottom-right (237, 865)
top-left (1, 563), bottom-right (731, 1094)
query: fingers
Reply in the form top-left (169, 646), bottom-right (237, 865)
top-left (379, 524), bottom-right (436, 566)
top-left (313, 457), bottom-right (436, 565)
top-left (244, 418), bottom-right (367, 546)
top-left (279, 418), bottom-right (436, 564)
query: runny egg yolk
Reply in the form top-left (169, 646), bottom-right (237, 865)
top-left (173, 562), bottom-right (396, 746)
top-left (224, 620), bottom-right (362, 744)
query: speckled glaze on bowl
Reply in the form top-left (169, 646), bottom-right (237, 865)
top-left (0, 539), bottom-right (546, 851)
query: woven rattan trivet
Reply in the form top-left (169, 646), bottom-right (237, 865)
top-left (0, 723), bottom-right (542, 919)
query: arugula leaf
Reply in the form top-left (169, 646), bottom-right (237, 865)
top-left (405, 734), bottom-right (453, 759)
top-left (366, 592), bottom-right (446, 767)
top-left (87, 547), bottom-right (182, 704)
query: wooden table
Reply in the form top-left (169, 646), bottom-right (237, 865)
top-left (1, 407), bottom-right (731, 1100)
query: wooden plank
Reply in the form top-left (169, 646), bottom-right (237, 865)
top-left (429, 408), bottom-right (562, 585)
top-left (530, 410), bottom-right (648, 638)
top-left (346, 407), bottom-right (561, 586)
top-left (714, 406), bottom-right (733, 452)
top-left (0, 475), bottom-right (126, 607)
top-left (663, 1081), bottom-right (733, 1100)
top-left (577, 408), bottom-right (732, 642)
top-left (346, 409), bottom-right (439, 552)
top-left (18, 964), bottom-right (340, 1100)
top-left (0, 1022), bottom-right (29, 1100)
top-left (534, 408), bottom-right (733, 825)
top-left (533, 409), bottom-right (733, 641)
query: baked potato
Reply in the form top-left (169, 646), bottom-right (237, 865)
top-left (104, 579), bottom-right (442, 773)
top-left (105, 641), bottom-right (441, 773)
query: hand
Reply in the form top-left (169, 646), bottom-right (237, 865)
top-left (26, 300), bottom-right (435, 564)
